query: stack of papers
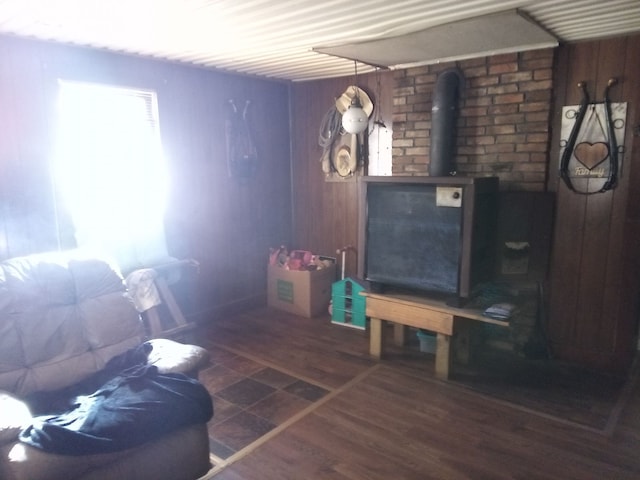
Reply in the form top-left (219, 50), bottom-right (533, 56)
top-left (483, 303), bottom-right (516, 321)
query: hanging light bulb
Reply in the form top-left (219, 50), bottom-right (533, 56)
top-left (342, 61), bottom-right (368, 134)
top-left (342, 94), bottom-right (368, 134)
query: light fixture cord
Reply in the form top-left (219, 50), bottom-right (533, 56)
top-left (374, 67), bottom-right (385, 127)
top-left (354, 60), bottom-right (361, 105)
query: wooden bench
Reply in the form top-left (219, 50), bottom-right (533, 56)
top-left (362, 291), bottom-right (510, 380)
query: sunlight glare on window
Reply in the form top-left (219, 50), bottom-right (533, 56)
top-left (55, 81), bottom-right (170, 272)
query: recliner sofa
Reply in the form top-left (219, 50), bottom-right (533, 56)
top-left (0, 251), bottom-right (213, 480)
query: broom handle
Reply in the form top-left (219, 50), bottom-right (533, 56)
top-left (336, 245), bottom-right (356, 280)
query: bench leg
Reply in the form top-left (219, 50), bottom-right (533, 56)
top-left (369, 317), bottom-right (382, 359)
top-left (435, 333), bottom-right (451, 380)
top-left (455, 319), bottom-right (471, 365)
top-left (393, 323), bottom-right (407, 346)
top-left (144, 306), bottom-right (164, 337)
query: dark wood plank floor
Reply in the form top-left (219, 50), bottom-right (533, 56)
top-left (188, 306), bottom-right (640, 480)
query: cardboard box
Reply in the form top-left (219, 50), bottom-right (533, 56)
top-left (267, 264), bottom-right (336, 317)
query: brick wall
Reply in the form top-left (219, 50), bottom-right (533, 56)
top-left (391, 49), bottom-right (555, 191)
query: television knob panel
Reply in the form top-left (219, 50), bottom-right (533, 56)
top-left (436, 187), bottom-right (463, 208)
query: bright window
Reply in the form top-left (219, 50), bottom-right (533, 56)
top-left (54, 80), bottom-right (170, 273)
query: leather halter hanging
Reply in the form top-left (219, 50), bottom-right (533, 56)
top-left (226, 99), bottom-right (258, 179)
top-left (559, 78), bottom-right (619, 194)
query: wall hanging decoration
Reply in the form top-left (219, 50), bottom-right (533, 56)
top-left (318, 104), bottom-right (342, 176)
top-left (559, 79), bottom-right (627, 194)
top-left (318, 85), bottom-right (373, 181)
top-left (226, 99), bottom-right (258, 179)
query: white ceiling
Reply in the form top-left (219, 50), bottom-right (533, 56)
top-left (1, 0), bottom-right (639, 82)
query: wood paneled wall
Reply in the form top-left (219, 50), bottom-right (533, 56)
top-left (290, 35), bottom-right (640, 372)
top-left (289, 71), bottom-right (394, 277)
top-left (547, 35), bottom-right (640, 371)
top-left (0, 35), bottom-right (292, 319)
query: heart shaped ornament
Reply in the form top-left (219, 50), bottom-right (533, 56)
top-left (574, 142), bottom-right (609, 170)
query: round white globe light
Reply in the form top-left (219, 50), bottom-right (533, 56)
top-left (342, 104), bottom-right (368, 134)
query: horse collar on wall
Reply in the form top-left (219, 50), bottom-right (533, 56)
top-left (226, 99), bottom-right (258, 179)
top-left (559, 78), bottom-right (627, 195)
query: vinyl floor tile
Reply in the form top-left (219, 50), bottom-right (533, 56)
top-left (247, 389), bottom-right (312, 425)
top-left (216, 377), bottom-right (276, 407)
top-left (209, 411), bottom-right (276, 452)
top-left (198, 345), bottom-right (334, 460)
top-left (284, 379), bottom-right (330, 401)
top-left (200, 363), bottom-right (246, 394)
top-left (218, 354), bottom-right (265, 376)
top-left (209, 395), bottom-right (243, 425)
top-left (208, 347), bottom-right (239, 365)
top-left (250, 367), bottom-right (299, 389)
top-left (208, 436), bottom-right (236, 459)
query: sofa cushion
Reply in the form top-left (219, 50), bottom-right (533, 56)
top-left (0, 423), bottom-right (211, 480)
top-left (0, 252), bottom-right (145, 397)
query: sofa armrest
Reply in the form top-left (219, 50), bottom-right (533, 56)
top-left (145, 339), bottom-right (210, 376)
top-left (0, 392), bottom-right (32, 445)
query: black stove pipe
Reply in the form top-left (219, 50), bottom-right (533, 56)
top-left (429, 68), bottom-right (464, 176)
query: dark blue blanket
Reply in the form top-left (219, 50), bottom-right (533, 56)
top-left (20, 345), bottom-right (213, 455)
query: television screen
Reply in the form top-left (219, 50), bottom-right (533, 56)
top-left (358, 176), bottom-right (499, 303)
top-left (366, 183), bottom-right (462, 294)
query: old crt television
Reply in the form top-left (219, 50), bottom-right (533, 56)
top-left (357, 176), bottom-right (499, 305)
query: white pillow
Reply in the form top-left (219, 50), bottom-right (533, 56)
top-left (145, 339), bottom-right (209, 374)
